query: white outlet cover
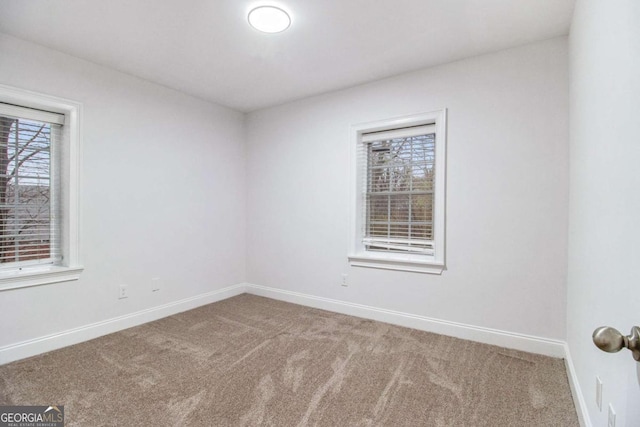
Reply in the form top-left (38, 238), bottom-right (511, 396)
top-left (608, 403), bottom-right (616, 427)
top-left (118, 284), bottom-right (128, 299)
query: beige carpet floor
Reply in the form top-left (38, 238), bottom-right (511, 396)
top-left (0, 294), bottom-right (578, 426)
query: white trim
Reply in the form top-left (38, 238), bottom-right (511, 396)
top-left (361, 124), bottom-right (435, 142)
top-left (348, 109), bottom-right (447, 274)
top-left (245, 283), bottom-right (565, 357)
top-left (0, 102), bottom-right (65, 125)
top-left (348, 254), bottom-right (444, 274)
top-left (65, 100), bottom-right (82, 269)
top-left (0, 266), bottom-right (84, 291)
top-left (0, 283), bottom-right (247, 365)
top-left (564, 343), bottom-right (592, 427)
top-left (0, 84), bottom-right (83, 288)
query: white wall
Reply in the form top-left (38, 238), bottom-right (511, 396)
top-left (0, 34), bottom-right (246, 349)
top-left (246, 38), bottom-right (569, 340)
top-left (0, 33), bottom-right (572, 363)
top-left (567, 1), bottom-right (640, 426)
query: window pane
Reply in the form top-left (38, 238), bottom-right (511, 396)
top-left (411, 194), bottom-right (433, 222)
top-left (389, 194), bottom-right (410, 222)
top-left (367, 194), bottom-right (389, 223)
top-left (389, 224), bottom-right (409, 239)
top-left (0, 116), bottom-right (52, 265)
top-left (410, 224), bottom-right (432, 241)
top-left (364, 131), bottom-right (435, 253)
top-left (368, 165), bottom-right (390, 192)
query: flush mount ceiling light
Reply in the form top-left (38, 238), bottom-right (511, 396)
top-left (248, 6), bottom-right (291, 33)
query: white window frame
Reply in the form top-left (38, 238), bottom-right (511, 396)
top-left (348, 109), bottom-right (447, 274)
top-left (0, 84), bottom-right (83, 290)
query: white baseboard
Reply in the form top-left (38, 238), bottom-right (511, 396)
top-left (2, 281), bottom-right (588, 424)
top-left (564, 344), bottom-right (592, 427)
top-left (245, 283), bottom-right (566, 358)
top-left (0, 283), bottom-right (566, 363)
top-left (0, 283), bottom-right (247, 365)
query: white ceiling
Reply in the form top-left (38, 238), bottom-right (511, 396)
top-left (0, 0), bottom-right (575, 112)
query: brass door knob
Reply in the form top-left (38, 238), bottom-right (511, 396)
top-left (593, 326), bottom-right (640, 361)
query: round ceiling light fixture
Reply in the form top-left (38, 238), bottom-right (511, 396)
top-left (248, 6), bottom-right (291, 33)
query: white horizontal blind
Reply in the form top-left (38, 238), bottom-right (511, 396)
top-left (360, 124), bottom-right (436, 255)
top-left (0, 103), bottom-right (62, 269)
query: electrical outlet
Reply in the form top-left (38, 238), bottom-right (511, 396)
top-left (608, 403), bottom-right (616, 427)
top-left (341, 274), bottom-right (348, 287)
top-left (118, 284), bottom-right (128, 299)
top-left (596, 376), bottom-right (603, 411)
top-left (151, 277), bottom-right (161, 292)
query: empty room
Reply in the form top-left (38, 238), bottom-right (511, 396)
top-left (0, 0), bottom-right (638, 426)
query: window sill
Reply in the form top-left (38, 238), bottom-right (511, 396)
top-left (348, 253), bottom-right (445, 274)
top-left (0, 265), bottom-right (84, 291)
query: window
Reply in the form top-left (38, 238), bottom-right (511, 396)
top-left (0, 85), bottom-right (82, 290)
top-left (349, 110), bottom-right (446, 274)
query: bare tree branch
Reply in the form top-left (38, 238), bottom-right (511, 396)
top-left (7, 123), bottom-right (46, 163)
